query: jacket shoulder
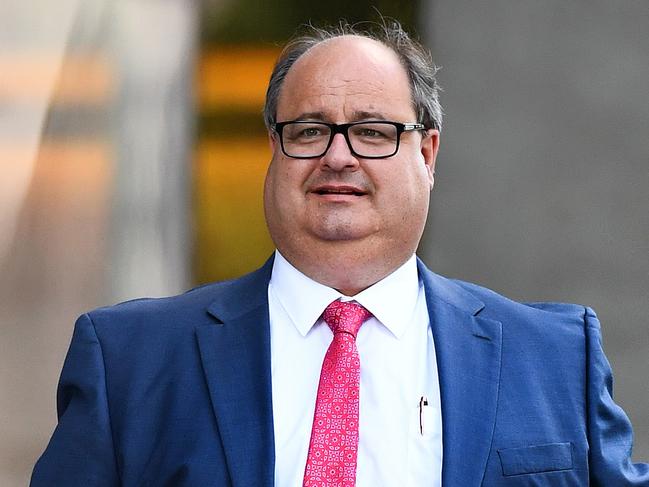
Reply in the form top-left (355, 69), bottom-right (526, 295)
top-left (454, 278), bottom-right (586, 313)
top-left (85, 257), bottom-right (273, 333)
top-left (447, 277), bottom-right (590, 334)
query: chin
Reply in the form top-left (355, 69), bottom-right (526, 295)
top-left (311, 224), bottom-right (370, 242)
top-left (309, 213), bottom-right (377, 242)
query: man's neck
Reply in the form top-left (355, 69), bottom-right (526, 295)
top-left (276, 242), bottom-right (416, 296)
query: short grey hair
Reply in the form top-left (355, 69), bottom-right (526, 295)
top-left (263, 19), bottom-right (443, 131)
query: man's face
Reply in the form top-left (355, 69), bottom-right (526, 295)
top-left (264, 36), bottom-right (439, 287)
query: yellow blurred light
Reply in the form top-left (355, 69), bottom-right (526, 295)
top-left (197, 46), bottom-right (280, 110)
top-left (194, 136), bottom-right (274, 282)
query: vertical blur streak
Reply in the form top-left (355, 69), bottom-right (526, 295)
top-left (108, 0), bottom-right (195, 302)
top-left (0, 1), bottom-right (197, 485)
top-left (0, 2), bottom-right (91, 485)
top-left (0, 0), bottom-right (82, 261)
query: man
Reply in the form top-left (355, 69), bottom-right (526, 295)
top-left (32, 21), bottom-right (648, 486)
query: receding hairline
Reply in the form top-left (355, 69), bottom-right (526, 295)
top-left (297, 32), bottom-right (396, 52)
top-left (263, 20), bottom-right (443, 130)
top-left (276, 35), bottom-right (416, 118)
top-left (285, 34), bottom-right (408, 77)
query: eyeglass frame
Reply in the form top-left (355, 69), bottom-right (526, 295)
top-left (270, 120), bottom-right (427, 159)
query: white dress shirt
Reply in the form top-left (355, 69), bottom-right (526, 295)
top-left (269, 251), bottom-right (442, 487)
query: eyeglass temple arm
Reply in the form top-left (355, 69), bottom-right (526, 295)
top-left (403, 123), bottom-right (426, 131)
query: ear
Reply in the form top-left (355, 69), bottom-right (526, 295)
top-left (420, 129), bottom-right (440, 190)
top-left (268, 130), bottom-right (278, 153)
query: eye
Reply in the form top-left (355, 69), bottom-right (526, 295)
top-left (352, 123), bottom-right (393, 140)
top-left (285, 123), bottom-right (328, 141)
top-left (300, 127), bottom-right (322, 137)
top-left (358, 127), bottom-right (382, 137)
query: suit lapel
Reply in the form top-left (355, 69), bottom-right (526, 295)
top-left (195, 259), bottom-right (275, 487)
top-left (418, 261), bottom-right (502, 486)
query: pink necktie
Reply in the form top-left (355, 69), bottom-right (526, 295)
top-left (303, 300), bottom-right (373, 487)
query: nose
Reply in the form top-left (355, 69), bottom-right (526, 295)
top-left (320, 133), bottom-right (359, 171)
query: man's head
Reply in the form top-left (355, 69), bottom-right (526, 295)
top-left (263, 21), bottom-right (443, 133)
top-left (263, 21), bottom-right (442, 295)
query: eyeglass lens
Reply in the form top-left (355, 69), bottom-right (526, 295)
top-left (281, 122), bottom-right (399, 158)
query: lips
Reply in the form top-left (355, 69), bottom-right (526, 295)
top-left (311, 185), bottom-right (368, 197)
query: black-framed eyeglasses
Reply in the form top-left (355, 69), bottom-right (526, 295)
top-left (271, 120), bottom-right (426, 159)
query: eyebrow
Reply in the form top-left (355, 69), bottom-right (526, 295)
top-left (294, 111), bottom-right (327, 121)
top-left (352, 111), bottom-right (387, 121)
top-left (293, 110), bottom-right (388, 122)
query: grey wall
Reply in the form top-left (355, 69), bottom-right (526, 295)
top-left (420, 1), bottom-right (649, 459)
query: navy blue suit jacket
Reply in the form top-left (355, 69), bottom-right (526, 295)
top-left (32, 257), bottom-right (649, 486)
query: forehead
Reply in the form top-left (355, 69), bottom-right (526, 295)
top-left (277, 36), bottom-right (415, 121)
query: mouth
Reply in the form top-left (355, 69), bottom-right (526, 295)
top-left (311, 185), bottom-right (368, 197)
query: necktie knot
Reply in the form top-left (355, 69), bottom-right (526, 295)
top-left (322, 300), bottom-right (372, 338)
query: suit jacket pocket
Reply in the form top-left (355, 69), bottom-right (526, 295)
top-left (497, 442), bottom-right (573, 476)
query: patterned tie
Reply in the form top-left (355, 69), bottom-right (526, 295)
top-left (303, 299), bottom-right (373, 487)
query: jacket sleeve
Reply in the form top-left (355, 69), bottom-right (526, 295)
top-left (31, 313), bottom-right (120, 486)
top-left (585, 307), bottom-right (649, 486)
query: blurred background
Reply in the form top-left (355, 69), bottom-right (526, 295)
top-left (1, 0), bottom-right (647, 484)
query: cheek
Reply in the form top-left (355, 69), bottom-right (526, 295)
top-left (376, 161), bottom-right (430, 202)
top-left (264, 161), bottom-right (286, 213)
top-left (265, 159), bottom-right (307, 213)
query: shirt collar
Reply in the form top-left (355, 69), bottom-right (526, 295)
top-left (269, 250), bottom-right (421, 339)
